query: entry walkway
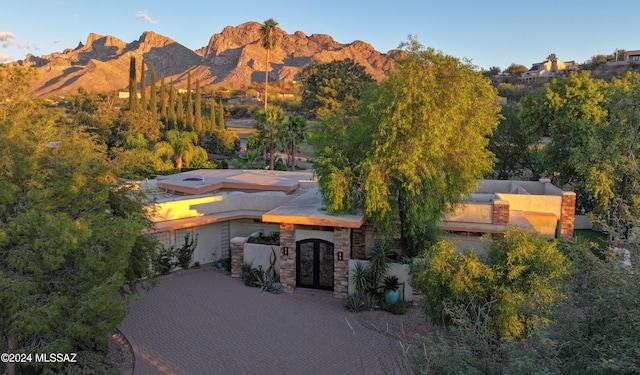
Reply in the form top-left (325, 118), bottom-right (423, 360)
top-left (119, 267), bottom-right (404, 374)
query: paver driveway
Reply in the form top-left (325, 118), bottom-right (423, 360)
top-left (119, 266), bottom-right (404, 375)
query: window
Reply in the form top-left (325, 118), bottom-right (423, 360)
top-left (151, 231), bottom-right (171, 249)
top-left (175, 228), bottom-right (195, 247)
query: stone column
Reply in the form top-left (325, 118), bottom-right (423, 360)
top-left (279, 223), bottom-right (296, 293)
top-left (492, 199), bottom-right (510, 225)
top-left (560, 192), bottom-right (576, 240)
top-left (230, 237), bottom-right (246, 278)
top-left (333, 227), bottom-right (351, 298)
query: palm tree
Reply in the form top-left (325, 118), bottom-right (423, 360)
top-left (255, 106), bottom-right (287, 170)
top-left (282, 115), bottom-right (307, 171)
top-left (153, 130), bottom-right (207, 172)
top-left (260, 18), bottom-right (281, 110)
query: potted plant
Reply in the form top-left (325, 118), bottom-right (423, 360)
top-left (383, 275), bottom-right (400, 305)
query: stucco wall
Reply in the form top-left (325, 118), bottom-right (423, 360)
top-left (347, 260), bottom-right (414, 302)
top-left (496, 193), bottom-right (562, 216)
top-left (192, 223), bottom-right (223, 264)
top-left (244, 243), bottom-right (281, 275)
top-left (230, 219), bottom-right (279, 239)
top-left (149, 192), bottom-right (293, 222)
top-left (445, 202), bottom-right (493, 223)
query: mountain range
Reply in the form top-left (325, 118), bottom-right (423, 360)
top-left (19, 21), bottom-right (402, 98)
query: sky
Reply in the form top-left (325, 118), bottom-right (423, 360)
top-left (1, 0), bottom-right (639, 70)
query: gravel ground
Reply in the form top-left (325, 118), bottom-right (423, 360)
top-left (353, 305), bottom-right (429, 342)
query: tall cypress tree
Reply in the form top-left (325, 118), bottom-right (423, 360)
top-left (128, 56), bottom-right (137, 110)
top-left (209, 95), bottom-right (217, 132)
top-left (159, 75), bottom-right (167, 122)
top-left (167, 85), bottom-right (177, 130)
top-left (176, 93), bottom-right (185, 130)
top-left (186, 68), bottom-right (194, 131)
top-left (194, 80), bottom-right (202, 134)
top-left (218, 99), bottom-right (225, 130)
top-left (150, 65), bottom-right (157, 124)
top-left (139, 58), bottom-right (147, 111)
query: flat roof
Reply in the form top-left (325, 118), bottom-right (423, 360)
top-left (262, 188), bottom-right (365, 228)
top-left (157, 169), bottom-right (315, 195)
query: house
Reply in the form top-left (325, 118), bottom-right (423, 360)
top-left (521, 60), bottom-right (580, 83)
top-left (624, 50), bottom-right (640, 62)
top-left (140, 170), bottom-right (575, 298)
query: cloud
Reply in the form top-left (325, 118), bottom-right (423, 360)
top-left (53, 39), bottom-right (63, 44)
top-left (0, 53), bottom-right (13, 62)
top-left (0, 32), bottom-right (16, 48)
top-left (136, 11), bottom-right (157, 24)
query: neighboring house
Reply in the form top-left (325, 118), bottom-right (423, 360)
top-left (521, 60), bottom-right (580, 83)
top-left (140, 170), bottom-right (575, 298)
top-left (624, 50), bottom-right (640, 62)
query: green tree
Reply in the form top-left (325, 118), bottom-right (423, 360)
top-left (260, 18), bottom-right (281, 109)
top-left (159, 75), bottom-right (167, 121)
top-left (299, 58), bottom-right (374, 118)
top-left (483, 66), bottom-right (501, 77)
top-left (589, 72), bottom-right (640, 238)
top-left (316, 38), bottom-right (500, 256)
top-left (176, 92), bottom-right (185, 130)
top-left (140, 57), bottom-right (147, 110)
top-left (411, 227), bottom-right (570, 340)
top-left (488, 102), bottom-right (544, 179)
top-left (0, 67), bottom-right (156, 374)
top-left (252, 106), bottom-right (287, 170)
top-left (218, 99), bottom-right (226, 129)
top-left (281, 115), bottom-right (307, 171)
top-left (167, 85), bottom-right (177, 130)
top-left (149, 65), bottom-right (157, 124)
top-left (194, 80), bottom-right (202, 134)
top-left (505, 63), bottom-right (528, 76)
top-left (520, 72), bottom-right (608, 214)
top-left (186, 68), bottom-right (194, 130)
top-left (153, 130), bottom-right (208, 172)
top-left (550, 239), bottom-right (640, 374)
top-left (128, 56), bottom-right (137, 111)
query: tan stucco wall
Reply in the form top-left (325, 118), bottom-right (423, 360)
top-left (149, 193), bottom-right (293, 222)
top-left (446, 203), bottom-right (493, 223)
top-left (230, 219), bottom-right (279, 239)
top-left (496, 193), bottom-right (562, 216)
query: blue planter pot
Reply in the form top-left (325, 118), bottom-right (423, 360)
top-left (384, 289), bottom-right (400, 305)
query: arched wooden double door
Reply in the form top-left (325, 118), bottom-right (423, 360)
top-left (296, 239), bottom-right (334, 290)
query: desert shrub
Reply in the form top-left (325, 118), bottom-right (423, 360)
top-left (242, 263), bottom-right (264, 287)
top-left (40, 351), bottom-right (120, 375)
top-left (344, 292), bottom-right (379, 312)
top-left (247, 232), bottom-right (280, 245)
top-left (411, 227), bottom-right (570, 339)
top-left (153, 246), bottom-right (175, 275)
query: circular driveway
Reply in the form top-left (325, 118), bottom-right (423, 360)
top-left (119, 267), bottom-right (404, 374)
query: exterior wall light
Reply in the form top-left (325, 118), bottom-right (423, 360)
top-left (337, 251), bottom-right (343, 261)
top-left (281, 246), bottom-right (289, 256)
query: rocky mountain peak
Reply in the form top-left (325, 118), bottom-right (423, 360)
top-left (22, 22), bottom-right (400, 97)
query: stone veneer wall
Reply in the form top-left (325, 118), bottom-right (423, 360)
top-left (230, 237), bottom-right (246, 278)
top-left (351, 226), bottom-right (366, 260)
top-left (279, 223), bottom-right (296, 292)
top-left (333, 228), bottom-right (351, 298)
top-left (493, 199), bottom-right (510, 225)
top-left (560, 192), bottom-right (576, 239)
